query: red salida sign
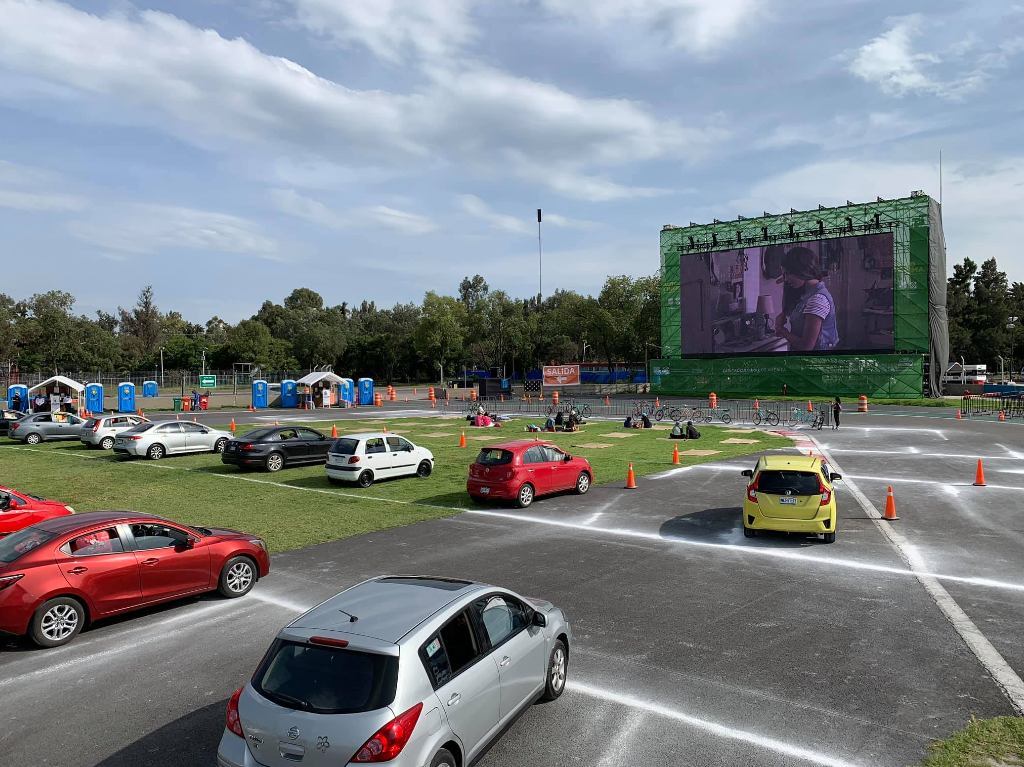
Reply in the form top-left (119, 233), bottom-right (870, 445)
top-left (542, 365), bottom-right (581, 386)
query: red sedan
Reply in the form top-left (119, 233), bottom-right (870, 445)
top-left (0, 485), bottom-right (75, 538)
top-left (467, 439), bottom-right (594, 508)
top-left (0, 511), bottom-right (270, 647)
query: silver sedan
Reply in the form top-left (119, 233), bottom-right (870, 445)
top-left (113, 420), bottom-right (232, 460)
top-left (217, 576), bottom-right (571, 767)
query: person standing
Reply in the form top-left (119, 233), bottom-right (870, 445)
top-left (191, 388), bottom-right (200, 413)
top-left (832, 397), bottom-right (842, 430)
top-left (11, 391), bottom-right (21, 412)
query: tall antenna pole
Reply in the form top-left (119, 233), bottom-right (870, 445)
top-left (537, 208), bottom-right (543, 301)
top-left (939, 149), bottom-right (943, 206)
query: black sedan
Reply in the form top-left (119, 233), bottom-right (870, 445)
top-left (221, 426), bottom-right (332, 472)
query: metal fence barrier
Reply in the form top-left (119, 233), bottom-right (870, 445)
top-left (960, 394), bottom-right (1024, 419)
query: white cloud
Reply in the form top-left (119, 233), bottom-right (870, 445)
top-left (459, 194), bottom-right (532, 234)
top-left (289, 0), bottom-right (476, 62)
top-left (756, 112), bottom-right (929, 151)
top-left (543, 212), bottom-right (597, 230)
top-left (270, 188), bottom-right (436, 235)
top-left (68, 204), bottom-right (281, 259)
top-left (0, 2), bottom-right (713, 201)
top-left (361, 205), bottom-right (437, 235)
top-left (0, 159), bottom-right (87, 211)
top-left (0, 188), bottom-right (86, 212)
top-left (270, 188), bottom-right (342, 229)
top-left (849, 15), bottom-right (938, 96)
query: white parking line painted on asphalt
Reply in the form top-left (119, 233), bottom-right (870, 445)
top-left (569, 681), bottom-right (865, 767)
top-left (250, 591), bottom-right (313, 613)
top-left (595, 710), bottom-right (646, 767)
top-left (583, 512), bottom-right (603, 526)
top-left (812, 438), bottom-right (1024, 716)
top-left (818, 446), bottom-right (1023, 461)
top-left (842, 426), bottom-right (949, 440)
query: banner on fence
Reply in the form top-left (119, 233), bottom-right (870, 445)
top-left (542, 365), bottom-right (581, 386)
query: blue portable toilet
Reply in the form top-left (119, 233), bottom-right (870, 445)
top-left (358, 377), bottom-right (374, 405)
top-left (142, 380), bottom-right (158, 398)
top-left (338, 378), bottom-right (354, 404)
top-left (85, 383), bottom-right (104, 414)
top-left (280, 379), bottom-right (298, 408)
top-left (7, 384), bottom-right (29, 412)
top-left (252, 380), bottom-right (269, 409)
top-left (118, 382), bottom-right (136, 414)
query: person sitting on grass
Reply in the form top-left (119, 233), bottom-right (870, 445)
top-left (641, 413), bottom-right (652, 429)
top-left (685, 420), bottom-right (701, 440)
top-left (564, 412), bottom-right (579, 432)
top-left (669, 420), bottom-right (684, 439)
top-left (623, 415), bottom-right (633, 428)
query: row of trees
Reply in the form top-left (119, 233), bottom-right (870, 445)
top-left (947, 257), bottom-right (1024, 375)
top-left (0, 276), bottom-right (660, 383)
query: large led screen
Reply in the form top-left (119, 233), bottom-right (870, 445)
top-left (679, 232), bottom-right (894, 355)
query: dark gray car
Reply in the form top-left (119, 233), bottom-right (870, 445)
top-left (8, 412), bottom-right (86, 444)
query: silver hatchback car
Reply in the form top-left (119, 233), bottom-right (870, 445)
top-left (113, 420), bottom-right (232, 460)
top-left (217, 576), bottom-right (571, 767)
top-left (80, 414), bottom-right (149, 450)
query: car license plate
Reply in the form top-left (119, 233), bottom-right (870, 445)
top-left (115, 438), bottom-right (124, 444)
top-left (480, 487), bottom-right (490, 495)
top-left (780, 496), bottom-right (797, 505)
top-left (228, 444), bottom-right (237, 451)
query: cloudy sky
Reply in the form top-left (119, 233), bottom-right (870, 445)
top-left (1, 0), bottom-right (1022, 321)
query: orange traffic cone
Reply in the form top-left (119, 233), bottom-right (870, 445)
top-left (248, 403), bottom-right (255, 412)
top-left (331, 423), bottom-right (338, 438)
top-left (139, 410), bottom-right (144, 419)
top-left (753, 398), bottom-right (760, 411)
top-left (274, 419), bottom-right (280, 426)
top-left (999, 410), bottom-right (1006, 422)
top-left (672, 445), bottom-right (680, 465)
top-left (604, 395), bottom-right (610, 406)
top-left (655, 397), bottom-right (661, 408)
top-left (882, 486), bottom-right (898, 520)
top-left (193, 416), bottom-right (198, 423)
top-left (955, 408), bottom-right (962, 420)
top-left (806, 400), bottom-right (813, 413)
top-left (229, 418), bottom-right (236, 433)
top-left (459, 432), bottom-right (467, 448)
top-left (383, 424), bottom-right (388, 433)
top-left (431, 399), bottom-right (436, 409)
top-left (973, 459), bottom-right (986, 486)
top-left (175, 414), bottom-right (180, 421)
top-left (625, 463), bottom-right (637, 489)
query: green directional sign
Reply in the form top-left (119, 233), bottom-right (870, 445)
top-left (199, 375), bottom-right (217, 389)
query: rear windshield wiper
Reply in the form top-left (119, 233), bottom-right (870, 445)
top-left (266, 690), bottom-right (313, 711)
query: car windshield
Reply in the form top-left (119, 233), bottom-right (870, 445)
top-left (476, 449), bottom-right (513, 466)
top-left (127, 423), bottom-right (155, 433)
top-left (757, 470), bottom-right (821, 495)
top-left (240, 428), bottom-right (277, 440)
top-left (330, 438), bottom-right (360, 455)
top-left (0, 526), bottom-right (57, 563)
top-left (253, 640), bottom-right (398, 715)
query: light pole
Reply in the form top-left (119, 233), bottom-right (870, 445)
top-left (160, 347), bottom-right (165, 388)
top-left (581, 341), bottom-right (591, 363)
top-left (1008, 317), bottom-right (1018, 381)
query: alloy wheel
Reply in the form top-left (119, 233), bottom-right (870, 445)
top-left (267, 453), bottom-right (284, 472)
top-left (101, 437), bottom-right (114, 450)
top-left (518, 485), bottom-right (533, 507)
top-left (226, 562), bottom-right (254, 593)
top-left (41, 604), bottom-right (79, 642)
top-left (576, 474), bottom-right (590, 494)
top-left (550, 646), bottom-right (567, 693)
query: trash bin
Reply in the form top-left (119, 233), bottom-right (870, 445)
top-left (199, 394), bottom-right (209, 411)
top-left (183, 398), bottom-right (192, 412)
top-left (172, 397), bottom-right (183, 412)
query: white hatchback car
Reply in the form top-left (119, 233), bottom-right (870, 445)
top-left (326, 433), bottom-right (434, 487)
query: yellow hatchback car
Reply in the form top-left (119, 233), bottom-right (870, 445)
top-left (741, 456), bottom-right (841, 543)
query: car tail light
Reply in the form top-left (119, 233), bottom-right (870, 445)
top-left (351, 703), bottom-right (422, 763)
top-left (225, 687), bottom-right (244, 738)
top-left (309, 635), bottom-right (349, 648)
top-left (125, 435), bottom-right (142, 441)
top-left (0, 574), bottom-right (24, 592)
top-left (241, 443), bottom-right (256, 451)
top-left (10, 423), bottom-right (18, 431)
top-left (819, 478), bottom-right (831, 507)
top-left (92, 421), bottom-right (100, 432)
top-left (348, 455), bottom-right (360, 464)
top-left (746, 476), bottom-right (758, 503)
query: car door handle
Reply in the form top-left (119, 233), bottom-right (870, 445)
top-left (447, 693), bottom-right (461, 706)
top-left (141, 558), bottom-right (160, 566)
top-left (499, 656), bottom-right (511, 667)
top-left (67, 566), bottom-right (87, 575)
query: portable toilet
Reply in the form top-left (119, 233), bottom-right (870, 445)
top-left (118, 382), bottom-right (136, 414)
top-left (251, 379), bottom-right (269, 409)
top-left (358, 377), bottom-right (374, 406)
top-left (280, 379), bottom-right (298, 408)
top-left (142, 380), bottom-right (158, 398)
top-left (85, 383), bottom-right (104, 414)
top-left (7, 384), bottom-right (29, 412)
top-left (338, 378), bottom-right (354, 404)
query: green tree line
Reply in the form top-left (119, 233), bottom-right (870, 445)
top-left (947, 257), bottom-right (1024, 374)
top-left (0, 275), bottom-right (660, 383)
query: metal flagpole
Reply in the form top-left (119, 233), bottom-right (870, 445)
top-left (537, 208), bottom-right (543, 301)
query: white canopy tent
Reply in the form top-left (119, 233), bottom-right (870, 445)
top-left (28, 375), bottom-right (85, 394)
top-left (295, 371), bottom-right (346, 387)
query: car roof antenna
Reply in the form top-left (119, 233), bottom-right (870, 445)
top-left (338, 609), bottom-right (358, 622)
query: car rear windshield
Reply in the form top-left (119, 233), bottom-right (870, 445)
top-left (475, 449), bottom-right (513, 466)
top-left (757, 470), bottom-right (821, 495)
top-left (0, 527), bottom-right (57, 563)
top-left (128, 423), bottom-right (155, 433)
top-left (253, 639), bottom-right (398, 714)
top-left (240, 427), bottom-right (277, 441)
top-left (330, 438), bottom-right (360, 455)
top-left (83, 419), bottom-right (98, 429)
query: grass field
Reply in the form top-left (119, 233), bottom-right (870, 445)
top-left (919, 716), bottom-right (1024, 766)
top-left (1, 416), bottom-right (790, 552)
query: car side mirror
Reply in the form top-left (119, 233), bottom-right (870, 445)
top-left (177, 538), bottom-right (195, 550)
top-left (563, 454), bottom-right (572, 462)
top-left (741, 469), bottom-right (753, 478)
top-left (830, 473), bottom-right (843, 482)
top-left (531, 611), bottom-right (547, 628)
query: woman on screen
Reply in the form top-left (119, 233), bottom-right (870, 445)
top-left (774, 247), bottom-right (839, 351)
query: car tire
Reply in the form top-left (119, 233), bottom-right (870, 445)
top-left (539, 639), bottom-right (568, 701)
top-left (416, 460), bottom-right (432, 478)
top-left (822, 532), bottom-right (836, 544)
top-left (575, 472), bottom-right (590, 495)
top-left (218, 556), bottom-right (257, 598)
top-left (147, 443), bottom-right (165, 460)
top-left (743, 525), bottom-right (756, 538)
top-left (516, 483), bottom-right (535, 508)
top-left (357, 470), bottom-right (374, 488)
top-left (214, 438), bottom-right (228, 454)
top-left (100, 436), bottom-right (114, 450)
top-left (430, 749), bottom-right (457, 767)
top-left (30, 597), bottom-right (85, 648)
top-left (26, 433), bottom-right (42, 445)
top-left (265, 452), bottom-right (285, 472)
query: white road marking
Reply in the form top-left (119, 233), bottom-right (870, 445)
top-left (250, 591), bottom-right (313, 613)
top-left (595, 710), bottom-right (646, 766)
top-left (569, 681), bottom-right (865, 767)
top-left (842, 426), bottom-right (949, 440)
top-left (817, 446), bottom-right (1023, 461)
top-left (811, 437), bottom-right (1024, 716)
top-left (583, 512), bottom-right (603, 526)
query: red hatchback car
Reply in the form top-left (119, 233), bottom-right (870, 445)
top-left (0, 485), bottom-right (75, 538)
top-left (467, 439), bottom-right (594, 508)
top-left (0, 511), bottom-right (270, 648)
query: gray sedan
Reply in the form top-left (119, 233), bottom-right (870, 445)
top-left (113, 420), bottom-right (232, 460)
top-left (217, 576), bottom-right (571, 767)
top-left (7, 413), bottom-right (86, 444)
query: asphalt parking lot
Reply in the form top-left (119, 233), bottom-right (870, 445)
top-left (1, 409), bottom-right (1022, 767)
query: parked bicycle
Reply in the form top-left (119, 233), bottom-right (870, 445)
top-left (752, 409), bottom-right (780, 427)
